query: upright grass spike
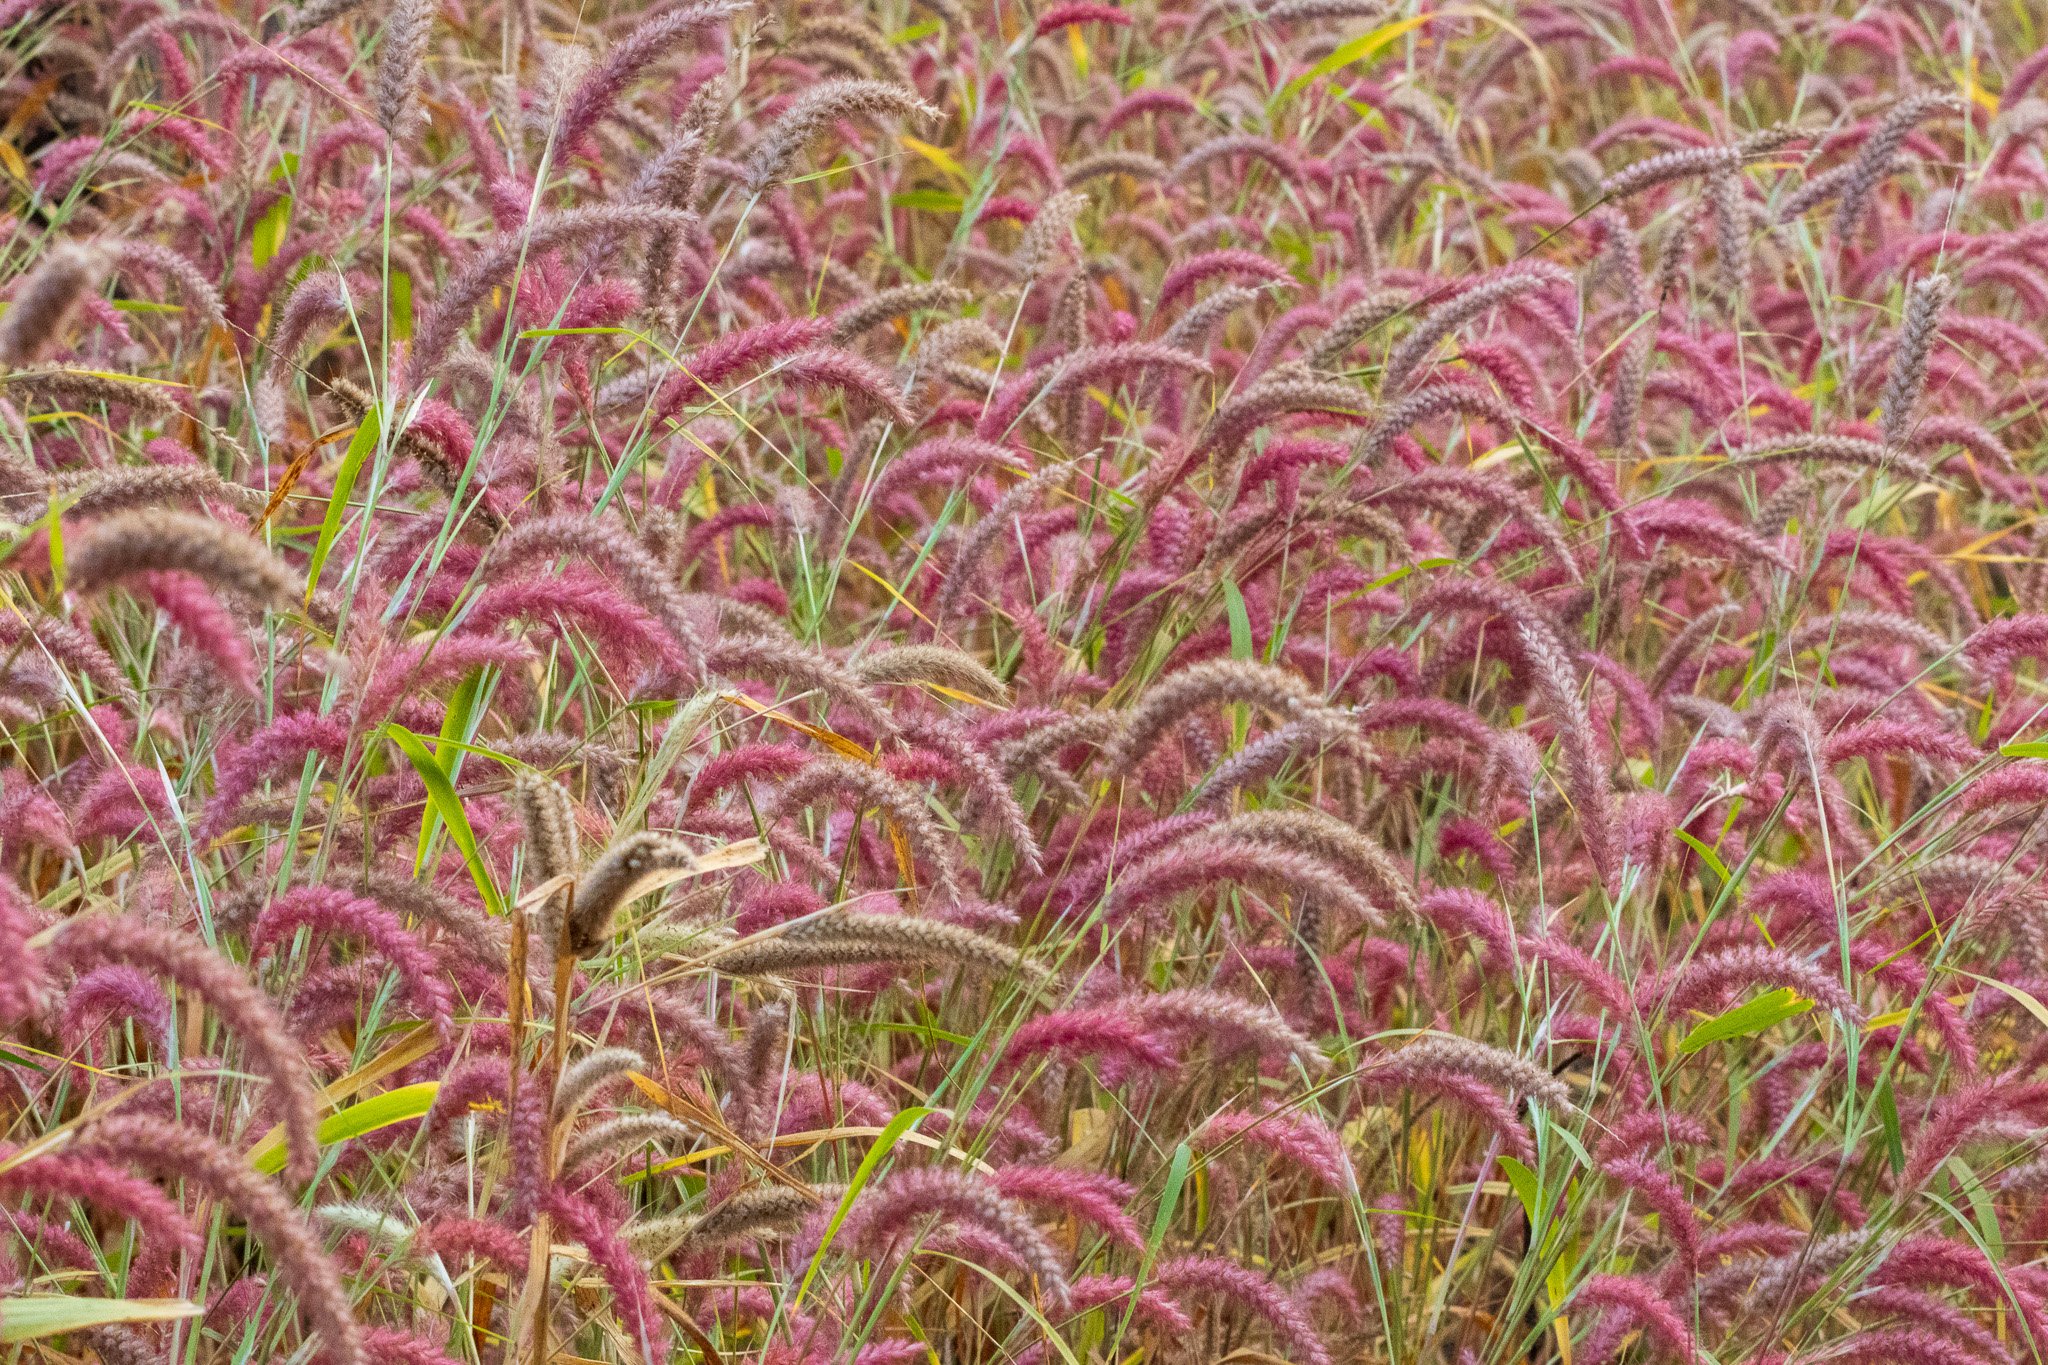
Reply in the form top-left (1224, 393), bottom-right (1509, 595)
top-left (567, 831), bottom-right (701, 955)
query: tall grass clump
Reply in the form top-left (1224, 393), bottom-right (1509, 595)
top-left (4, 0), bottom-right (2048, 1363)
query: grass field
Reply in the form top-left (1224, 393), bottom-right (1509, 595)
top-left (3, 0), bottom-right (2048, 1362)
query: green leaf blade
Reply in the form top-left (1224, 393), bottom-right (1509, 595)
top-left (307, 407), bottom-right (381, 598)
top-left (250, 1082), bottom-right (441, 1175)
top-left (1278, 14), bottom-right (1429, 104)
top-left (1223, 578), bottom-right (1253, 661)
top-left (793, 1105), bottom-right (935, 1310)
top-left (3, 1297), bottom-right (202, 1343)
top-left (383, 723), bottom-right (505, 916)
top-left (1679, 987), bottom-right (1814, 1054)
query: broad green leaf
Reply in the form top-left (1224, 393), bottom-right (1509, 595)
top-left (403, 734), bottom-right (525, 768)
top-left (1266, 222), bottom-right (1314, 274)
top-left (1223, 578), bottom-right (1253, 661)
top-left (1499, 1151), bottom-right (1574, 1303)
top-left (413, 668), bottom-right (487, 866)
top-left (1999, 739), bottom-right (2048, 759)
top-left (1279, 14), bottom-right (1430, 103)
top-left (389, 270), bottom-right (413, 342)
top-left (1844, 478), bottom-right (1920, 531)
top-left (889, 189), bottom-right (965, 213)
top-left (1542, 1115), bottom-right (1595, 1172)
top-left (249, 1082), bottom-right (440, 1175)
top-left (1672, 828), bottom-right (1731, 884)
top-left (48, 368), bottom-right (186, 388)
top-left (383, 723), bottom-right (504, 915)
top-left (43, 494), bottom-right (66, 589)
top-left (252, 195), bottom-right (292, 269)
top-left (1498, 1155), bottom-right (1541, 1224)
top-left (1945, 1156), bottom-right (2005, 1261)
top-left (899, 135), bottom-right (967, 182)
top-left (1873, 1076), bottom-right (1904, 1173)
top-left (438, 670), bottom-right (481, 777)
top-left (1679, 987), bottom-right (1813, 1054)
top-left (2, 1297), bottom-right (201, 1342)
top-left (314, 1081), bottom-right (439, 1142)
top-left (1152, 1143), bottom-right (1195, 1244)
top-left (793, 1106), bottom-right (935, 1309)
top-left (306, 406), bottom-right (379, 598)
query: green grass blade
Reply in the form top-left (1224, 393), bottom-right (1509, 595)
top-left (307, 406), bottom-right (381, 600)
top-left (383, 722), bottom-right (505, 915)
top-left (2, 1297), bottom-right (202, 1342)
top-left (792, 1105), bottom-right (936, 1311)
